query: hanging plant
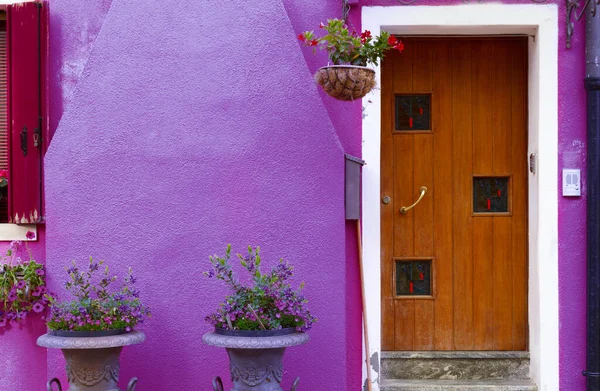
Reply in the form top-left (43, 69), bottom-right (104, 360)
top-left (0, 231), bottom-right (49, 328)
top-left (299, 19), bottom-right (404, 101)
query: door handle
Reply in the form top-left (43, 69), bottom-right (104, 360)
top-left (400, 186), bottom-right (428, 215)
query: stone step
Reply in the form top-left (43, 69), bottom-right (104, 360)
top-left (381, 351), bottom-right (530, 380)
top-left (380, 379), bottom-right (537, 391)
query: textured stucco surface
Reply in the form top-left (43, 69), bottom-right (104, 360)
top-left (0, 0), bottom-right (587, 390)
top-left (44, 0), bottom-right (352, 389)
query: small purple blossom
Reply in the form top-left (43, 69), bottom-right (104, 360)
top-left (25, 231), bottom-right (35, 240)
top-left (16, 280), bottom-right (26, 289)
top-left (35, 269), bottom-right (45, 276)
top-left (32, 302), bottom-right (44, 313)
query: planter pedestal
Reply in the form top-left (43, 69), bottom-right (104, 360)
top-left (203, 332), bottom-right (309, 391)
top-left (37, 331), bottom-right (145, 391)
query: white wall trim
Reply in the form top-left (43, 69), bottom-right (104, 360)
top-left (0, 224), bottom-right (37, 241)
top-left (361, 4), bottom-right (559, 391)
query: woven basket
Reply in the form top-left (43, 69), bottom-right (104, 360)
top-left (315, 65), bottom-right (376, 101)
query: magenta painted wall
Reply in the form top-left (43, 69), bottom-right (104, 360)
top-left (44, 0), bottom-right (357, 390)
top-left (0, 0), bottom-right (584, 390)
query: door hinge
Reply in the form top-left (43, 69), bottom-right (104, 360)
top-left (529, 153), bottom-right (537, 174)
top-left (33, 117), bottom-right (42, 149)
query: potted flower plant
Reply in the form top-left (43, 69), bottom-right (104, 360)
top-left (299, 19), bottom-right (404, 101)
top-left (0, 231), bottom-right (49, 328)
top-left (37, 258), bottom-right (149, 391)
top-left (202, 245), bottom-right (316, 391)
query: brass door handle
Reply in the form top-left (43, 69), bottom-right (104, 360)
top-left (400, 186), bottom-right (428, 215)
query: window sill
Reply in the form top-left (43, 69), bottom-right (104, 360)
top-left (0, 224), bottom-right (37, 241)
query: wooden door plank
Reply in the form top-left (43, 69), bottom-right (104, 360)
top-left (432, 41), bottom-right (454, 350)
top-left (395, 300), bottom-right (415, 350)
top-left (380, 51), bottom-right (397, 351)
top-left (511, 39), bottom-right (528, 351)
top-left (392, 42), bottom-right (415, 350)
top-left (412, 41), bottom-right (435, 351)
top-left (471, 40), bottom-right (495, 350)
top-left (452, 41), bottom-right (474, 350)
top-left (491, 41), bottom-right (514, 350)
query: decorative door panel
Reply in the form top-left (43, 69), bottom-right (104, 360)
top-left (381, 38), bottom-right (528, 351)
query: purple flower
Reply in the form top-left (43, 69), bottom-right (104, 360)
top-left (16, 280), bottom-right (26, 289)
top-left (32, 302), bottom-right (44, 313)
top-left (32, 287), bottom-right (42, 297)
top-left (7, 291), bottom-right (17, 301)
top-left (66, 266), bottom-right (78, 274)
top-left (25, 231), bottom-right (35, 240)
top-left (35, 269), bottom-right (45, 276)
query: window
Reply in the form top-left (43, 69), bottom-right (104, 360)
top-left (473, 176), bottom-right (510, 214)
top-left (394, 94), bottom-right (431, 131)
top-left (395, 259), bottom-right (433, 297)
top-left (0, 2), bottom-right (47, 226)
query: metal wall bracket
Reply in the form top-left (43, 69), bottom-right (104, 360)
top-left (342, 0), bottom-right (358, 22)
top-left (566, 0), bottom-right (596, 49)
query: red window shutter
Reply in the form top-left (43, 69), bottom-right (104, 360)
top-left (0, 21), bottom-right (9, 223)
top-left (7, 2), bottom-right (46, 224)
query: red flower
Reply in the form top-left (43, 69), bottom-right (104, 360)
top-left (319, 22), bottom-right (325, 29)
top-left (25, 231), bottom-right (35, 240)
top-left (297, 33), bottom-right (305, 42)
top-left (360, 30), bottom-right (372, 43)
top-left (394, 40), bottom-right (405, 53)
top-left (310, 39), bottom-right (318, 46)
top-left (388, 35), bottom-right (397, 46)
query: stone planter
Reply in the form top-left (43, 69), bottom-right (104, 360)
top-left (203, 331), bottom-right (309, 391)
top-left (37, 331), bottom-right (145, 391)
top-left (314, 65), bottom-right (376, 101)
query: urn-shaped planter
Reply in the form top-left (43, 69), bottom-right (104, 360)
top-left (314, 65), bottom-right (376, 101)
top-left (37, 331), bottom-right (145, 391)
top-left (203, 329), bottom-right (309, 391)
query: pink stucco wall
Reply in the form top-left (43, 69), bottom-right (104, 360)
top-left (0, 0), bottom-right (587, 390)
top-left (44, 0), bottom-right (357, 389)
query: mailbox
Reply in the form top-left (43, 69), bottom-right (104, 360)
top-left (345, 154), bottom-right (366, 220)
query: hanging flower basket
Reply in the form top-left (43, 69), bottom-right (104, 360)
top-left (314, 65), bottom-right (376, 101)
top-left (299, 19), bottom-right (404, 102)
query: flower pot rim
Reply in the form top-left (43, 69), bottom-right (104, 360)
top-left (318, 64), bottom-right (375, 72)
top-left (37, 330), bottom-right (146, 350)
top-left (48, 328), bottom-right (127, 338)
top-left (203, 330), bottom-right (309, 349)
top-left (214, 327), bottom-right (296, 337)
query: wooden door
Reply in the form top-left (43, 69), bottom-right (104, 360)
top-left (381, 38), bottom-right (528, 351)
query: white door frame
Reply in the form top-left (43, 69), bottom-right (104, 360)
top-left (361, 4), bottom-right (558, 390)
